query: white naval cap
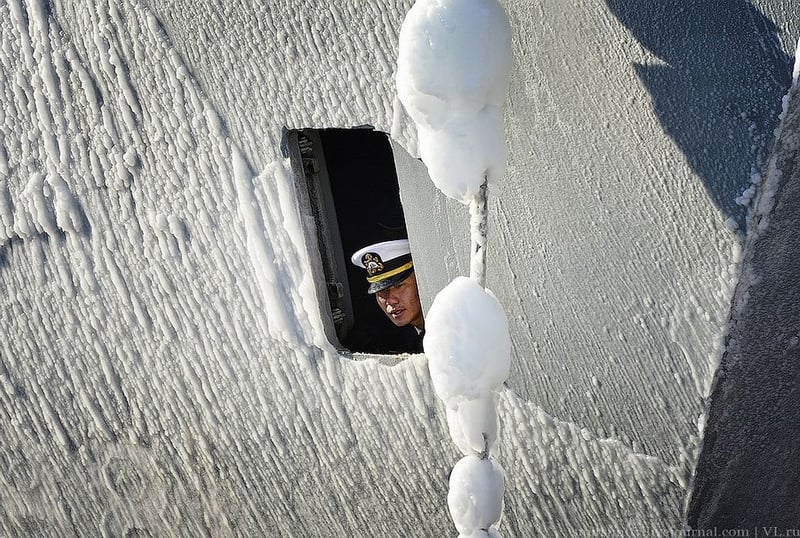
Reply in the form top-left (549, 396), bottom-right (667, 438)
top-left (351, 239), bottom-right (414, 294)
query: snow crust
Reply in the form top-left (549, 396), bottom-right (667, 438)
top-left (396, 0), bottom-right (512, 203)
top-left (0, 0), bottom-right (796, 535)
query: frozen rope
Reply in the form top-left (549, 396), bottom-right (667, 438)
top-left (469, 179), bottom-right (489, 288)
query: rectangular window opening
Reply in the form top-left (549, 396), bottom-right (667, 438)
top-left (282, 126), bottom-right (421, 356)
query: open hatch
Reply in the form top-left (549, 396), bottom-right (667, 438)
top-left (282, 126), bottom-right (418, 355)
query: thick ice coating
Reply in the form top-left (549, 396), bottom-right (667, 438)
top-left (448, 455), bottom-right (505, 534)
top-left (397, 0), bottom-right (513, 203)
top-left (423, 276), bottom-right (511, 406)
top-left (446, 395), bottom-right (499, 456)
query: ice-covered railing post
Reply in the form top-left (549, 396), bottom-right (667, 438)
top-left (397, 0), bottom-right (513, 536)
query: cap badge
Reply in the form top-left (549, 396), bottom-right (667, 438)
top-left (362, 253), bottom-right (384, 276)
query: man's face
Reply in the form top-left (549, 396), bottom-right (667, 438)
top-left (375, 272), bottom-right (424, 329)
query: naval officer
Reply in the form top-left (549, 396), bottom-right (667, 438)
top-left (351, 239), bottom-right (425, 353)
